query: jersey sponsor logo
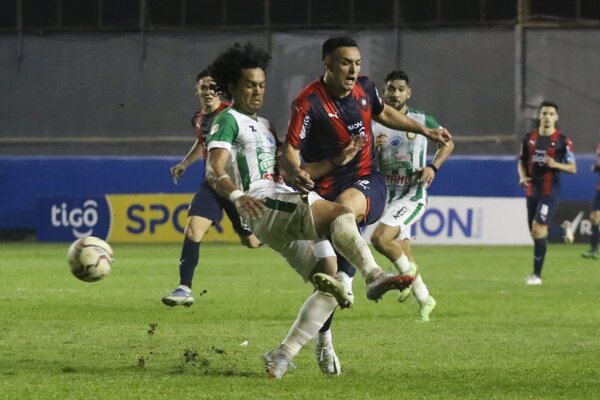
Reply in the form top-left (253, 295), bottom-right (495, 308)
top-left (532, 150), bottom-right (548, 165)
top-left (347, 120), bottom-right (365, 136)
top-left (392, 206), bottom-right (408, 219)
top-left (300, 115), bottom-right (311, 140)
top-left (389, 136), bottom-right (404, 147)
top-left (386, 175), bottom-right (411, 185)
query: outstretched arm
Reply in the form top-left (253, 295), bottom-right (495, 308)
top-left (374, 104), bottom-right (452, 146)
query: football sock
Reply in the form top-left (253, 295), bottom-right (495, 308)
top-left (412, 274), bottom-right (430, 303)
top-left (179, 237), bottom-right (200, 288)
top-left (533, 238), bottom-right (546, 277)
top-left (330, 213), bottom-right (379, 280)
top-left (279, 291), bottom-right (338, 360)
top-left (393, 254), bottom-right (411, 274)
top-left (591, 224), bottom-right (599, 252)
top-left (335, 254), bottom-right (357, 278)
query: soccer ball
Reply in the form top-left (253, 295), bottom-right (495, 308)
top-left (67, 236), bottom-right (113, 282)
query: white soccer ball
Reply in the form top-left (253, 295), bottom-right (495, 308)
top-left (67, 236), bottom-right (113, 282)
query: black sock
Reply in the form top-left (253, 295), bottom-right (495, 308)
top-left (179, 237), bottom-right (200, 288)
top-left (335, 253), bottom-right (356, 278)
top-left (533, 238), bottom-right (547, 277)
top-left (591, 224), bottom-right (599, 252)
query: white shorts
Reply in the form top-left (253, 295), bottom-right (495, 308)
top-left (246, 191), bottom-right (335, 280)
top-left (379, 198), bottom-right (426, 240)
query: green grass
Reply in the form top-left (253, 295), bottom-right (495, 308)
top-left (1, 242), bottom-right (599, 399)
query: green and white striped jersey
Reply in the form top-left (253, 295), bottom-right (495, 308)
top-left (372, 107), bottom-right (440, 203)
top-left (206, 107), bottom-right (291, 195)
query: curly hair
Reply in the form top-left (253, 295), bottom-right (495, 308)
top-left (209, 42), bottom-right (271, 99)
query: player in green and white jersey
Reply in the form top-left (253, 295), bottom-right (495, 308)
top-left (203, 43), bottom-right (414, 379)
top-left (371, 70), bottom-right (454, 321)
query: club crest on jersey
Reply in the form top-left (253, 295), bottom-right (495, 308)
top-left (358, 96), bottom-right (369, 110)
top-left (389, 136), bottom-right (403, 147)
top-left (550, 141), bottom-right (556, 147)
top-left (209, 123), bottom-right (219, 135)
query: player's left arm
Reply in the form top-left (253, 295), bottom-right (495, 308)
top-left (373, 104), bottom-right (453, 147)
top-left (547, 138), bottom-right (576, 174)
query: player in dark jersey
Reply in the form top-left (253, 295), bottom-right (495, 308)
top-left (281, 36), bottom-right (452, 374)
top-left (162, 69), bottom-right (261, 307)
top-left (581, 141), bottom-right (600, 260)
top-left (518, 100), bottom-right (576, 285)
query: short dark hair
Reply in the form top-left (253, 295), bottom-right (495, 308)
top-left (385, 70), bottom-right (410, 85)
top-left (209, 42), bottom-right (271, 99)
top-left (196, 68), bottom-right (211, 83)
top-left (322, 36), bottom-right (358, 61)
top-left (539, 100), bottom-right (559, 112)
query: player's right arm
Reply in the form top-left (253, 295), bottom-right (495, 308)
top-left (205, 112), bottom-right (265, 219)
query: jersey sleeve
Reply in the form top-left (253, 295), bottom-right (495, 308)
top-left (206, 111), bottom-right (238, 151)
top-left (424, 113), bottom-right (440, 129)
top-left (286, 98), bottom-right (312, 150)
top-left (564, 136), bottom-right (575, 163)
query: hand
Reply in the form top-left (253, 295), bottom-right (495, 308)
top-left (235, 195), bottom-right (266, 220)
top-left (331, 136), bottom-right (368, 166)
top-left (519, 176), bottom-right (531, 188)
top-left (170, 163), bottom-right (186, 184)
top-left (426, 127), bottom-right (452, 146)
top-left (287, 168), bottom-right (314, 193)
top-left (375, 134), bottom-right (388, 149)
top-left (418, 166), bottom-right (436, 188)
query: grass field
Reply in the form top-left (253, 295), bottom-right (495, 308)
top-left (1, 242), bottom-right (599, 399)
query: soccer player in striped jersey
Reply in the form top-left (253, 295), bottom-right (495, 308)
top-left (518, 101), bottom-right (576, 285)
top-left (281, 37), bottom-right (453, 374)
top-left (371, 70), bottom-right (454, 321)
top-left (204, 42), bottom-right (414, 379)
top-left (162, 70), bottom-right (261, 308)
top-left (581, 141), bottom-right (600, 260)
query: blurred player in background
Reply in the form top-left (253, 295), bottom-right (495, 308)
top-left (581, 141), bottom-right (600, 260)
top-left (204, 42), bottom-right (413, 379)
top-left (162, 69), bottom-right (261, 307)
top-left (371, 70), bottom-right (454, 321)
top-left (518, 101), bottom-right (576, 285)
top-left (281, 37), bottom-right (452, 375)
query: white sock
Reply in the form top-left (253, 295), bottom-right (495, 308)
top-left (279, 291), bottom-right (338, 361)
top-left (412, 274), bottom-right (430, 303)
top-left (336, 271), bottom-right (354, 292)
top-left (330, 213), bottom-right (380, 280)
top-left (393, 254), bottom-right (410, 274)
top-left (314, 328), bottom-right (332, 348)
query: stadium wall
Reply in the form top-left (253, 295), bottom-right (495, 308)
top-left (2, 29), bottom-right (599, 156)
top-left (0, 155), bottom-right (595, 244)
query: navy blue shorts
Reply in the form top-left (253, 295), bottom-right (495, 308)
top-left (188, 181), bottom-right (253, 237)
top-left (527, 195), bottom-right (559, 229)
top-left (593, 190), bottom-right (600, 211)
top-left (326, 171), bottom-right (386, 227)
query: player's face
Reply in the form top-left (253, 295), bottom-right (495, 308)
top-left (324, 46), bottom-right (361, 96)
top-left (538, 106), bottom-right (558, 130)
top-left (230, 68), bottom-right (266, 116)
top-left (196, 76), bottom-right (220, 111)
top-left (384, 79), bottom-right (411, 111)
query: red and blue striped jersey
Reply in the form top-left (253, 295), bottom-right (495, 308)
top-left (192, 101), bottom-right (230, 158)
top-left (286, 76), bottom-right (384, 197)
top-left (519, 129), bottom-right (575, 196)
